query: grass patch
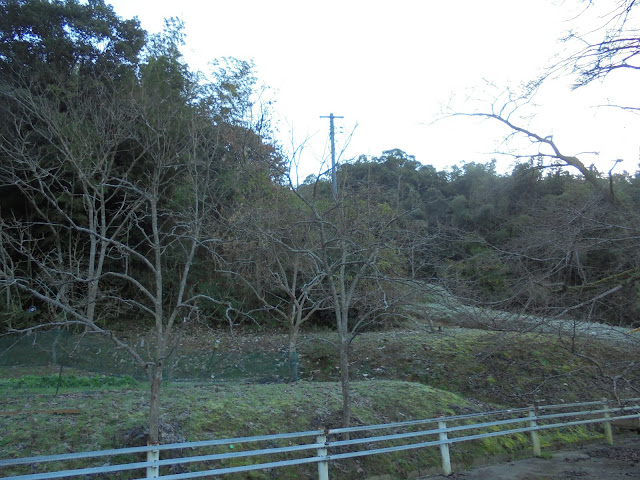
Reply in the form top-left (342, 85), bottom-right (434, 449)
top-left (0, 374), bottom-right (139, 390)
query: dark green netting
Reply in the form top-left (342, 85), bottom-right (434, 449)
top-left (0, 330), bottom-right (294, 382)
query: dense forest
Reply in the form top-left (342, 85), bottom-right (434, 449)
top-left (1, 0), bottom-right (639, 441)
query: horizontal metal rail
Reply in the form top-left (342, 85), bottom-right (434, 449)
top-left (128, 412), bottom-right (640, 480)
top-left (1, 399), bottom-right (638, 480)
top-left (0, 429), bottom-right (322, 467)
top-left (537, 397), bottom-right (640, 411)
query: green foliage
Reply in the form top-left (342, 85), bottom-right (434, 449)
top-left (449, 195), bottom-right (470, 225)
top-left (449, 250), bottom-right (508, 294)
top-left (0, 0), bottom-right (145, 81)
top-left (0, 0), bottom-right (285, 339)
top-left (208, 57), bottom-right (258, 126)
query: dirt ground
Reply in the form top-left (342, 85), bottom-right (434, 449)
top-left (422, 436), bottom-right (640, 479)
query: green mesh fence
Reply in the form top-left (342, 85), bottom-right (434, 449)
top-left (0, 330), bottom-right (292, 382)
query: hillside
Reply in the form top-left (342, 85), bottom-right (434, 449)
top-left (2, 319), bottom-right (637, 478)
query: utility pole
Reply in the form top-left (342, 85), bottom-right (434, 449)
top-left (320, 113), bottom-right (343, 200)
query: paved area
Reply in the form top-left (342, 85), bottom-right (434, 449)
top-left (422, 437), bottom-right (640, 479)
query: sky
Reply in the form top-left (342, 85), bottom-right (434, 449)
top-left (106, 0), bottom-right (640, 181)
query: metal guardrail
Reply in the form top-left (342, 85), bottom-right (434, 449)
top-left (1, 398), bottom-right (639, 479)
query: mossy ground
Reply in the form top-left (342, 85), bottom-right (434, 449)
top-left (0, 326), bottom-right (632, 479)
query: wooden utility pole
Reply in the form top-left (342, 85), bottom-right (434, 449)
top-left (320, 113), bottom-right (343, 200)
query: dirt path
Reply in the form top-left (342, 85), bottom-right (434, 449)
top-left (422, 437), bottom-right (640, 479)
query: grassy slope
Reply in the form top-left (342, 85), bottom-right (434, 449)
top-left (301, 328), bottom-right (633, 406)
top-left (1, 326), bottom-right (628, 478)
top-left (0, 380), bottom-right (598, 479)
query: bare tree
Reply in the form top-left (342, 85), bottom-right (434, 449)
top-left (0, 66), bottom-right (235, 444)
top-left (440, 89), bottom-right (640, 399)
top-left (285, 167), bottom-right (412, 430)
top-left (436, 1), bottom-right (640, 394)
top-left (220, 193), bottom-right (328, 382)
top-left (555, 0), bottom-right (640, 92)
top-left (0, 70), bottom-right (142, 328)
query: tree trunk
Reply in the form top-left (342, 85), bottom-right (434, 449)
top-left (148, 363), bottom-right (163, 445)
top-left (339, 338), bottom-right (351, 435)
top-left (288, 324), bottom-right (300, 382)
top-left (0, 226), bottom-right (10, 307)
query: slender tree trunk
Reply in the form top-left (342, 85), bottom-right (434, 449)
top-left (288, 323), bottom-right (300, 382)
top-left (337, 242), bottom-right (352, 433)
top-left (0, 225), bottom-right (10, 307)
top-left (148, 363), bottom-right (163, 445)
top-left (85, 192), bottom-right (108, 327)
top-left (339, 338), bottom-right (351, 432)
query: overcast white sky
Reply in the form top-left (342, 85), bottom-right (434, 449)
top-left (107, 0), bottom-right (640, 180)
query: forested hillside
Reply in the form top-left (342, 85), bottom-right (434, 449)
top-left (1, 0), bottom-right (639, 447)
top-left (330, 150), bottom-right (640, 326)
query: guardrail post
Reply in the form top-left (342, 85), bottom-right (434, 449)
top-left (317, 431), bottom-right (329, 480)
top-left (528, 407), bottom-right (541, 457)
top-left (602, 398), bottom-right (613, 445)
top-left (146, 444), bottom-right (159, 478)
top-left (438, 420), bottom-right (452, 475)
